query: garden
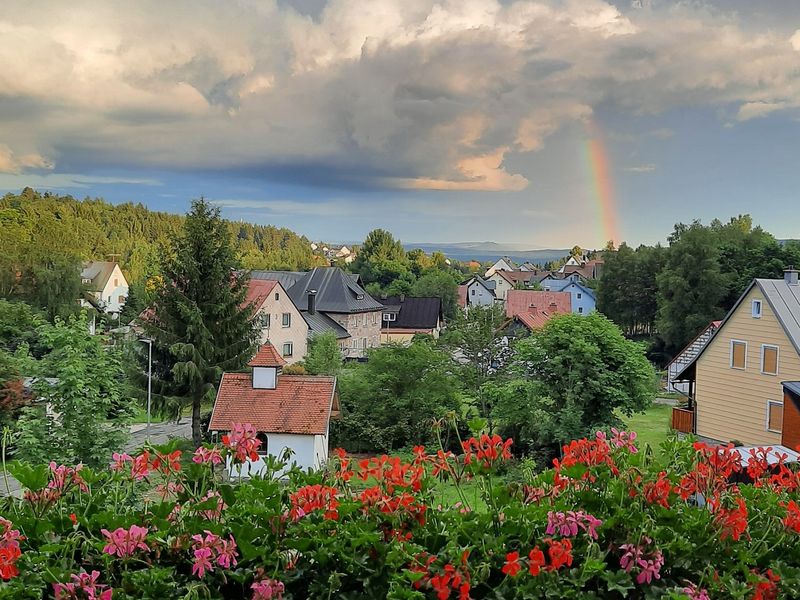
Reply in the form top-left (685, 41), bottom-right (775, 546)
top-left (2, 422), bottom-right (800, 599)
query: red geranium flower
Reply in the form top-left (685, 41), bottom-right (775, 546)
top-left (501, 551), bottom-right (522, 577)
top-left (546, 538), bottom-right (573, 571)
top-left (528, 547), bottom-right (545, 576)
top-left (0, 546), bottom-right (21, 580)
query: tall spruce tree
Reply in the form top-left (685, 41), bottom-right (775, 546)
top-left (139, 199), bottom-right (257, 446)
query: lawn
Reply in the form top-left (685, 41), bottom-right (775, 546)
top-left (621, 402), bottom-right (673, 452)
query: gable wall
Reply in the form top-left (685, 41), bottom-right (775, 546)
top-left (695, 285), bottom-right (800, 445)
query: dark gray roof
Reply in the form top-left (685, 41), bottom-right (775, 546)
top-left (380, 297), bottom-right (442, 330)
top-left (249, 270), bottom-right (304, 290)
top-left (783, 381), bottom-right (800, 397)
top-left (251, 267), bottom-right (381, 313)
top-left (290, 267), bottom-right (382, 313)
top-left (302, 311), bottom-right (351, 339)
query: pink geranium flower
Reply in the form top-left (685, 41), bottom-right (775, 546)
top-left (53, 570), bottom-right (113, 600)
top-left (193, 446), bottom-right (223, 465)
top-left (101, 525), bottom-right (149, 558)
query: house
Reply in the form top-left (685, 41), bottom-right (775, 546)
top-left (209, 343), bottom-right (340, 477)
top-left (244, 280), bottom-right (309, 364)
top-left (484, 257), bottom-right (518, 278)
top-left (674, 269), bottom-right (800, 445)
top-left (250, 267), bottom-right (383, 359)
top-left (539, 278), bottom-right (596, 315)
top-left (558, 258), bottom-right (604, 280)
top-left (379, 296), bottom-right (443, 344)
top-left (505, 289), bottom-right (571, 323)
top-left (460, 276), bottom-right (497, 308)
top-left (80, 261), bottom-right (128, 317)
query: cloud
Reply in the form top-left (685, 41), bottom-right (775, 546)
top-left (2, 1), bottom-right (800, 190)
top-left (0, 145), bottom-right (53, 174)
top-left (622, 163), bottom-right (656, 172)
top-left (0, 172), bottom-right (160, 190)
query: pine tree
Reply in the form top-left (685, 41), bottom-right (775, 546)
top-left (138, 199), bottom-right (258, 447)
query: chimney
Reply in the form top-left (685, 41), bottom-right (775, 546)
top-left (308, 289), bottom-right (318, 315)
top-left (399, 293), bottom-right (405, 302)
top-left (528, 304), bottom-right (538, 316)
top-left (785, 267), bottom-right (799, 286)
top-left (550, 302), bottom-right (558, 312)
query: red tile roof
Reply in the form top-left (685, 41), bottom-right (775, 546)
top-left (494, 270), bottom-right (534, 285)
top-left (505, 290), bottom-right (571, 319)
top-left (209, 373), bottom-right (336, 435)
top-left (243, 279), bottom-right (278, 310)
top-left (513, 311), bottom-right (553, 330)
top-left (248, 343), bottom-right (287, 367)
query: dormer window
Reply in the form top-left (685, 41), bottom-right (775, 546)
top-left (383, 313), bottom-right (396, 322)
top-left (356, 294), bottom-right (364, 300)
top-left (252, 366), bottom-right (277, 389)
top-left (752, 299), bottom-right (762, 318)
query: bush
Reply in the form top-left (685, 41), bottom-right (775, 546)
top-left (2, 428), bottom-right (800, 598)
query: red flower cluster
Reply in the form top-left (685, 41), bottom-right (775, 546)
top-left (751, 569), bottom-right (780, 600)
top-left (331, 448), bottom-right (355, 482)
top-left (781, 500), bottom-right (800, 533)
top-left (554, 437), bottom-right (616, 477)
top-left (359, 486), bottom-right (427, 526)
top-left (642, 471), bottom-right (672, 508)
top-left (151, 450), bottom-right (183, 475)
top-left (411, 553), bottom-right (470, 600)
top-left (289, 484), bottom-right (339, 521)
top-left (461, 434), bottom-right (513, 469)
top-left (0, 518), bottom-right (23, 580)
top-left (500, 539), bottom-right (572, 578)
top-left (713, 496), bottom-right (749, 542)
top-left (358, 455), bottom-right (424, 493)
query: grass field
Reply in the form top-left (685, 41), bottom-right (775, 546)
top-left (621, 402), bottom-right (673, 452)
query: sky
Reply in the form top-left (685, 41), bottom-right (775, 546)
top-left (1, 0), bottom-right (800, 248)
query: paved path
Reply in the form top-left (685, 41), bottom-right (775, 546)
top-left (1, 420), bottom-right (193, 498)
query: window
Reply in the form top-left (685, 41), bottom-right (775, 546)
top-left (256, 433), bottom-right (269, 456)
top-left (577, 293), bottom-right (582, 299)
top-left (114, 278), bottom-right (119, 287)
top-left (767, 400), bottom-right (784, 433)
top-left (282, 342), bottom-right (293, 357)
top-left (471, 289), bottom-right (476, 296)
top-left (578, 307), bottom-right (584, 314)
top-left (544, 287), bottom-right (550, 292)
top-left (264, 313), bottom-right (271, 328)
top-left (383, 313), bottom-right (396, 322)
top-left (730, 340), bottom-right (747, 369)
top-left (761, 345), bottom-right (779, 375)
top-left (282, 313), bottom-right (291, 327)
top-left (362, 337), bottom-right (367, 349)
top-left (752, 299), bottom-right (762, 318)
top-left (275, 292), bottom-right (279, 301)
top-left (118, 295), bottom-right (125, 303)
top-left (81, 278), bottom-right (91, 284)
top-left (107, 296), bottom-right (112, 303)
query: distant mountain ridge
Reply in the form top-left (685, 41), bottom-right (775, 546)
top-left (402, 242), bottom-right (571, 265)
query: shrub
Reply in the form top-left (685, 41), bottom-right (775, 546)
top-left (2, 427), bottom-right (800, 598)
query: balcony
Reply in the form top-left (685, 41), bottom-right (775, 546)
top-left (671, 406), bottom-right (694, 434)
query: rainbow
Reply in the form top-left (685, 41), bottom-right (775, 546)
top-left (583, 119), bottom-right (621, 246)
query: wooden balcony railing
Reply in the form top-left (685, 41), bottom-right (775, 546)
top-left (671, 407), bottom-right (694, 434)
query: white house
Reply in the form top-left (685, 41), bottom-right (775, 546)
top-left (80, 261), bottom-right (128, 316)
top-left (459, 276), bottom-right (497, 308)
top-left (208, 343), bottom-right (340, 478)
top-left (244, 279), bottom-right (309, 364)
top-left (484, 257), bottom-right (517, 278)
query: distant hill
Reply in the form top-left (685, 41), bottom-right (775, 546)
top-left (404, 242), bottom-right (571, 266)
top-left (0, 188), bottom-right (318, 285)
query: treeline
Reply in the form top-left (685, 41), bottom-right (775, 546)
top-left (597, 215), bottom-right (800, 363)
top-left (0, 188), bottom-right (319, 319)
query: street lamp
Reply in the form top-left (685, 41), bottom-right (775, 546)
top-left (139, 338), bottom-right (153, 443)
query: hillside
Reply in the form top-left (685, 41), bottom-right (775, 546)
top-left (0, 188), bottom-right (317, 285)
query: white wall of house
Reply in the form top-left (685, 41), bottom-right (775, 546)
top-left (97, 264), bottom-right (128, 314)
top-left (487, 273), bottom-right (513, 301)
top-left (484, 258), bottom-right (514, 278)
top-left (227, 432), bottom-right (327, 479)
top-left (466, 280), bottom-right (495, 306)
top-left (256, 283), bottom-right (309, 363)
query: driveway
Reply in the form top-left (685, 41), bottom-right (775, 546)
top-left (1, 420), bottom-right (193, 498)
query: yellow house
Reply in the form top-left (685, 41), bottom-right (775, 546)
top-left (676, 268), bottom-right (800, 445)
